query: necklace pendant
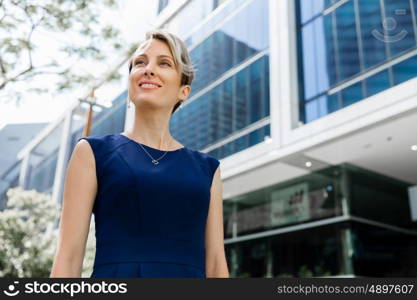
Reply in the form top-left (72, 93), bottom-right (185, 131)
top-left (152, 159), bottom-right (159, 165)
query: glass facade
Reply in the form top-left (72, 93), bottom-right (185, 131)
top-left (297, 0), bottom-right (417, 123)
top-left (68, 91), bottom-right (127, 165)
top-left (183, 0), bottom-right (249, 46)
top-left (348, 164), bottom-right (412, 228)
top-left (187, 0), bottom-right (269, 97)
top-left (26, 122), bottom-right (64, 194)
top-left (169, 0), bottom-right (270, 159)
top-left (227, 221), bottom-right (417, 277)
top-left (227, 223), bottom-right (350, 277)
top-left (207, 123), bottom-right (270, 159)
top-left (351, 222), bottom-right (417, 277)
top-left (11, 90), bottom-right (127, 200)
top-left (171, 55), bottom-right (269, 154)
top-left (163, 0), bottom-right (217, 38)
top-left (157, 0), bottom-right (170, 14)
top-left (158, 0), bottom-right (231, 18)
top-left (224, 164), bottom-right (417, 277)
top-left (0, 161), bottom-right (21, 210)
top-left (213, 0), bottom-right (230, 10)
top-left (224, 165), bottom-right (345, 239)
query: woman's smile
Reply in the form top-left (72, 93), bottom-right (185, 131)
top-left (139, 83), bottom-right (161, 90)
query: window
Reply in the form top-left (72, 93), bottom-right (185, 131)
top-left (157, 0), bottom-right (169, 14)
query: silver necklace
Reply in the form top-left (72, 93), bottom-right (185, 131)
top-left (137, 139), bottom-right (172, 165)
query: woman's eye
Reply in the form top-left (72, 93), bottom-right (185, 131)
top-left (134, 60), bottom-right (170, 67)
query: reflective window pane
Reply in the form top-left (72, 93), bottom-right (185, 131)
top-left (316, 13), bottom-right (337, 91)
top-left (165, 0), bottom-right (215, 39)
top-left (263, 55), bottom-right (270, 117)
top-left (365, 69), bottom-right (390, 97)
top-left (222, 77), bottom-right (234, 137)
top-left (300, 13), bottom-right (337, 100)
top-left (209, 85), bottom-right (222, 142)
top-left (384, 0), bottom-right (416, 58)
top-left (301, 22), bottom-right (318, 99)
top-left (318, 95), bottom-right (329, 117)
top-left (392, 55), bottom-right (417, 84)
top-left (271, 225), bottom-right (347, 277)
top-left (157, 0), bottom-right (169, 14)
top-left (188, 0), bottom-right (269, 98)
top-left (26, 122), bottom-right (64, 193)
top-left (341, 81), bottom-right (363, 107)
top-left (351, 223), bottom-right (417, 277)
top-left (305, 99), bottom-right (319, 122)
top-left (335, 0), bottom-right (361, 81)
top-left (415, 0), bottom-right (417, 24)
top-left (249, 58), bottom-right (262, 123)
top-left (299, 0), bottom-right (327, 24)
top-left (300, 0), bottom-right (314, 24)
top-left (249, 126), bottom-right (263, 145)
top-left (235, 67), bottom-right (249, 131)
top-left (234, 134), bottom-right (249, 152)
top-left (358, 0), bottom-right (387, 69)
top-left (326, 93), bottom-right (341, 114)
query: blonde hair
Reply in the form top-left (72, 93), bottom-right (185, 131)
top-left (128, 29), bottom-right (197, 114)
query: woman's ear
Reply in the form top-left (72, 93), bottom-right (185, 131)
top-left (179, 85), bottom-right (191, 101)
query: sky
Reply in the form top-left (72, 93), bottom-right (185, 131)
top-left (0, 1), bottom-right (158, 130)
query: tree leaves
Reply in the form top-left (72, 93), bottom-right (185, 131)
top-left (0, 186), bottom-right (96, 277)
top-left (0, 0), bottom-right (134, 104)
top-left (0, 187), bottom-right (59, 277)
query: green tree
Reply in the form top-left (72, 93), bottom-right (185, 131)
top-left (0, 0), bottom-right (134, 104)
top-left (0, 186), bottom-right (96, 277)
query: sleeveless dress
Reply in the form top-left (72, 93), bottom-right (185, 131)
top-left (76, 133), bottom-right (220, 278)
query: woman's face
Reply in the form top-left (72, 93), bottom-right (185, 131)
top-left (128, 38), bottom-right (190, 112)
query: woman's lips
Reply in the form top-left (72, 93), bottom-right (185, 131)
top-left (139, 84), bottom-right (161, 90)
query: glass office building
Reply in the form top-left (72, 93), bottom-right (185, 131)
top-left (160, 0), bottom-right (417, 277)
top-left (166, 0), bottom-right (271, 159)
top-left (1, 92), bottom-right (127, 208)
top-left (298, 0), bottom-right (417, 123)
top-left (3, 0), bottom-right (416, 277)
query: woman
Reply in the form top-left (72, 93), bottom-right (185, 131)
top-left (50, 29), bottom-right (229, 278)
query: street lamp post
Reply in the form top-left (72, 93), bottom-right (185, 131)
top-left (78, 88), bottom-right (106, 137)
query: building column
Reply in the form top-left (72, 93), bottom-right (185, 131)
top-left (51, 110), bottom-right (73, 206)
top-left (266, 238), bottom-right (274, 277)
top-left (18, 154), bottom-right (31, 189)
top-left (276, 0), bottom-right (301, 145)
top-left (268, 0), bottom-right (282, 150)
top-left (124, 92), bottom-right (135, 131)
top-left (341, 227), bottom-right (354, 276)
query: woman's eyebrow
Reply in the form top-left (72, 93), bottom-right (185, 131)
top-left (135, 54), bottom-right (174, 61)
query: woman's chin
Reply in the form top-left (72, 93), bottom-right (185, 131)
top-left (134, 98), bottom-right (166, 109)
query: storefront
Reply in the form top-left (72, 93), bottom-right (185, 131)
top-left (224, 164), bottom-right (417, 277)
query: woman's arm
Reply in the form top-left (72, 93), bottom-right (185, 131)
top-left (205, 165), bottom-right (229, 278)
top-left (50, 139), bottom-right (97, 277)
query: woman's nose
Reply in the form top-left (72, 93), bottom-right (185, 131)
top-left (144, 61), bottom-right (156, 75)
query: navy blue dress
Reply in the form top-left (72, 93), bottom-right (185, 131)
top-left (77, 133), bottom-right (220, 278)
